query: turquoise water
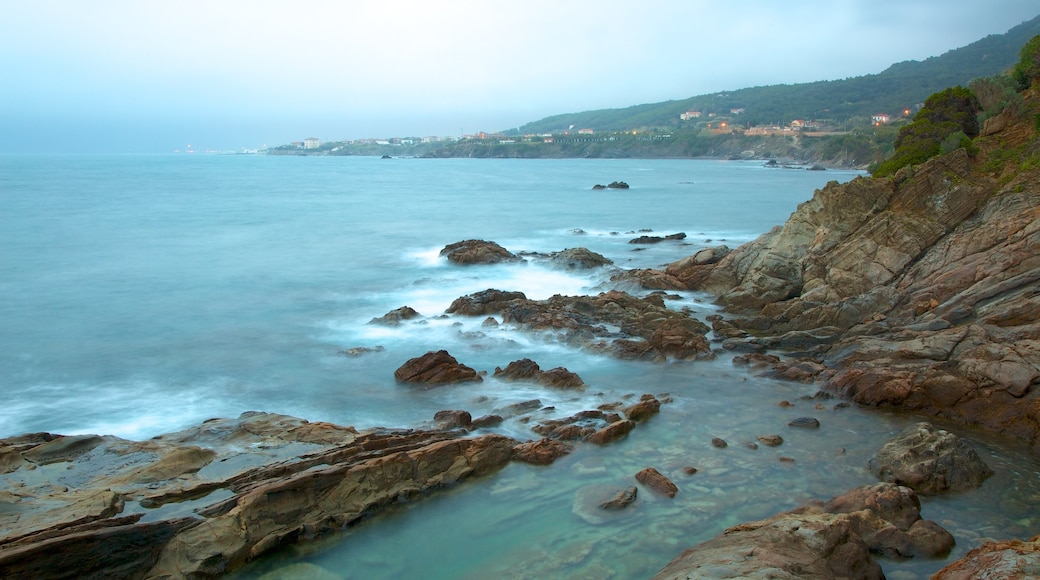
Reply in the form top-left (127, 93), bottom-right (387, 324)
top-left (2, 155), bottom-right (1038, 578)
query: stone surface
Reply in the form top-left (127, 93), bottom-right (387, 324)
top-left (368, 305), bottom-right (421, 326)
top-left (668, 102), bottom-right (1040, 452)
top-left (933, 535), bottom-right (1040, 579)
top-left (511, 438), bottom-right (574, 465)
top-left (548, 247), bottom-right (614, 269)
top-left (634, 467), bottom-right (678, 498)
top-left (493, 358), bottom-right (584, 388)
top-left (393, 350), bottom-right (483, 385)
top-left (0, 412), bottom-right (518, 579)
top-left (868, 422), bottom-right (993, 495)
top-left (654, 483), bottom-right (952, 579)
top-left (439, 239), bottom-right (520, 265)
top-left (449, 289), bottom-right (711, 361)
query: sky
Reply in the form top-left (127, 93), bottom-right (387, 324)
top-left (2, 0), bottom-right (1038, 153)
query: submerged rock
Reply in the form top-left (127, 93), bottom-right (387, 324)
top-left (548, 247), bottom-right (614, 269)
top-left (368, 305), bottom-right (421, 326)
top-left (635, 467), bottom-right (678, 498)
top-left (628, 232), bottom-right (686, 244)
top-left (493, 358), bottom-right (585, 388)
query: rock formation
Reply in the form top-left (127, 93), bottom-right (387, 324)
top-left (661, 98), bottom-right (1040, 453)
top-left (393, 350), bottom-right (483, 385)
top-left (0, 412), bottom-right (517, 579)
top-left (493, 358), bottom-right (585, 388)
top-left (869, 422), bottom-right (993, 495)
top-left (653, 483), bottom-right (953, 579)
top-left (440, 239), bottom-right (520, 265)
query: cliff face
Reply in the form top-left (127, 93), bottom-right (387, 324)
top-left (673, 92), bottom-right (1040, 452)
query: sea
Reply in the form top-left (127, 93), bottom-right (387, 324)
top-left (2, 154), bottom-right (1039, 579)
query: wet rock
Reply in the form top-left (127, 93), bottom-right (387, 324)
top-left (393, 350), bottom-right (483, 386)
top-left (606, 181), bottom-right (629, 189)
top-left (623, 395), bottom-right (662, 422)
top-left (470, 414), bottom-right (504, 429)
top-left (574, 484), bottom-right (638, 525)
top-left (711, 437), bottom-right (728, 448)
top-left (788, 417), bottom-right (821, 429)
top-left (446, 289), bottom-right (527, 316)
top-left (493, 358), bottom-right (585, 388)
top-left (439, 239), bottom-right (520, 265)
top-left (868, 422), bottom-right (993, 495)
top-left (599, 486), bottom-right (638, 510)
top-left (512, 438), bottom-right (574, 465)
top-left (433, 410), bottom-right (472, 430)
top-left (481, 316), bottom-right (499, 327)
top-left (629, 232), bottom-right (686, 245)
top-left (932, 534), bottom-right (1040, 579)
top-left (586, 420), bottom-right (636, 445)
top-left (0, 412), bottom-right (519, 579)
top-left (549, 247), bottom-right (613, 269)
top-left (340, 345), bottom-right (385, 357)
top-left (653, 482), bottom-right (954, 579)
top-left (635, 467), bottom-right (678, 498)
top-left (368, 306), bottom-right (421, 326)
top-left (757, 434), bottom-right (784, 447)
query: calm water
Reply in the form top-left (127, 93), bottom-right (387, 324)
top-left (2, 155), bottom-right (1038, 578)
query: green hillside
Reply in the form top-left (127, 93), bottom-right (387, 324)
top-left (511, 14), bottom-right (1040, 135)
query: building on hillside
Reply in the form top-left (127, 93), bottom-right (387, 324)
top-left (730, 108), bottom-right (746, 114)
top-left (578, 128), bottom-right (594, 135)
top-left (871, 114), bottom-right (891, 125)
top-left (303, 137), bottom-right (321, 149)
top-left (680, 111), bottom-right (702, 121)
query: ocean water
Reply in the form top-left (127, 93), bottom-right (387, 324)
top-left (2, 155), bottom-right (1039, 578)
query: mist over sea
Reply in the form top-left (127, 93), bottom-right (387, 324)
top-left (3, 154), bottom-right (1039, 578)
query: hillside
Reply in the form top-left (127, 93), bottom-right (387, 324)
top-left (512, 14), bottom-right (1040, 134)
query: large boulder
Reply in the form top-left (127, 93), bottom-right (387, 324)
top-left (868, 422), bottom-right (993, 495)
top-left (393, 350), bottom-right (483, 385)
top-left (440, 239), bottom-right (520, 265)
top-left (653, 482), bottom-right (953, 579)
top-left (493, 358), bottom-right (584, 388)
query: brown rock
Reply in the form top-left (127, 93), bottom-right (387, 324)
top-left (439, 239), bottom-right (520, 265)
top-left (586, 420), bottom-right (635, 445)
top-left (623, 395), bottom-right (661, 422)
top-left (393, 350), bottom-right (482, 385)
top-left (932, 535), bottom-right (1040, 579)
top-left (868, 422), bottom-right (993, 495)
top-left (635, 467), bottom-right (678, 498)
top-left (599, 486), bottom-right (638, 510)
top-left (549, 247), bottom-right (613, 269)
top-left (757, 434), bottom-right (784, 447)
top-left (512, 438), bottom-right (573, 465)
top-left (433, 410), bottom-right (472, 430)
top-left (368, 305), bottom-right (421, 326)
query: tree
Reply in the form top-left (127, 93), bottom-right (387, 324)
top-left (873, 87), bottom-right (980, 177)
top-left (1012, 34), bottom-right (1040, 90)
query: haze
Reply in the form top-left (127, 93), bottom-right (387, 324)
top-left (2, 0), bottom-right (1038, 153)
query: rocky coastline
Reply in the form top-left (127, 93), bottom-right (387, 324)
top-left (4, 91), bottom-right (1040, 578)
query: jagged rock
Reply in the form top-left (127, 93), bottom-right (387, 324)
top-left (868, 422), bottom-right (993, 495)
top-left (446, 288), bottom-right (527, 316)
top-left (439, 239), bottom-right (520, 265)
top-left (933, 534), bottom-right (1040, 579)
top-left (493, 358), bottom-right (585, 388)
top-left (368, 306), bottom-right (421, 326)
top-left (470, 414), bottom-right (504, 429)
top-left (623, 395), bottom-right (662, 422)
top-left (635, 467), bottom-right (678, 498)
top-left (586, 420), bottom-right (635, 445)
top-left (653, 482), bottom-right (953, 579)
top-left (670, 104), bottom-right (1040, 451)
top-left (0, 412), bottom-right (518, 579)
top-left (433, 410), bottom-right (472, 430)
top-left (449, 289), bottom-right (711, 361)
top-left (549, 247), bottom-right (613, 269)
top-left (607, 181), bottom-right (629, 189)
top-left (393, 350), bottom-right (483, 385)
top-left (512, 438), bottom-right (573, 465)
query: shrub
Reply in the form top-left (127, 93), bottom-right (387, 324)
top-left (1012, 34), bottom-right (1040, 90)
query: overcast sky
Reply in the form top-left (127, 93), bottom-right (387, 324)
top-left (2, 1), bottom-right (1038, 153)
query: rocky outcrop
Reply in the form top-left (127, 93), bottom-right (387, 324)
top-left (548, 247), bottom-right (613, 269)
top-left (933, 535), bottom-right (1040, 579)
top-left (868, 422), bottom-right (993, 495)
top-left (653, 483), bottom-right (953, 579)
top-left (449, 289), bottom-right (711, 362)
top-left (393, 350), bottom-right (483, 385)
top-left (493, 358), bottom-right (585, 388)
top-left (671, 98), bottom-right (1040, 451)
top-left (368, 305), bottom-right (421, 326)
top-left (634, 467), bottom-right (678, 498)
top-left (629, 232), bottom-right (686, 244)
top-left (0, 412), bottom-right (518, 579)
top-left (440, 239), bottom-right (520, 265)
